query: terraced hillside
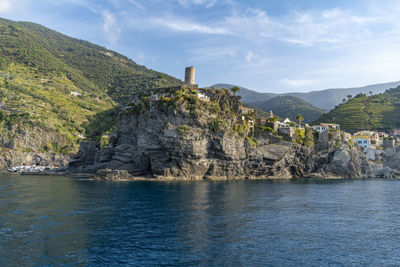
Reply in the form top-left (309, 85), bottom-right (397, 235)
top-left (0, 18), bottom-right (181, 153)
top-left (314, 86), bottom-right (400, 133)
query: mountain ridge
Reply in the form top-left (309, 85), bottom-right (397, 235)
top-left (211, 84), bottom-right (326, 122)
top-left (313, 86), bottom-right (400, 133)
top-left (250, 95), bottom-right (325, 123)
top-left (212, 81), bottom-right (400, 110)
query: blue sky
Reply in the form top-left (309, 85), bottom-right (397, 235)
top-left (1, 0), bottom-right (400, 93)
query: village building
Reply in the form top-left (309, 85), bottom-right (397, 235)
top-left (278, 125), bottom-right (296, 138)
top-left (283, 118), bottom-right (292, 124)
top-left (355, 135), bottom-right (371, 150)
top-left (353, 130), bottom-right (381, 148)
top-left (255, 111), bottom-right (274, 126)
top-left (255, 117), bottom-right (268, 126)
top-left (383, 139), bottom-right (396, 154)
top-left (378, 131), bottom-right (388, 139)
top-left (311, 123), bottom-right (340, 133)
top-left (239, 106), bottom-right (254, 115)
top-left (392, 129), bottom-right (400, 136)
top-left (311, 125), bottom-right (326, 133)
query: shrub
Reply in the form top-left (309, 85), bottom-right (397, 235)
top-left (247, 136), bottom-right (258, 147)
top-left (294, 128), bottom-right (305, 144)
top-left (177, 125), bottom-right (192, 136)
top-left (209, 102), bottom-right (220, 114)
top-left (208, 118), bottom-right (227, 132)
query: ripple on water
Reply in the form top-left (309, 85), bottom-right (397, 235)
top-left (1, 176), bottom-right (400, 265)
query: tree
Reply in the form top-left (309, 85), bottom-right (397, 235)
top-left (347, 95), bottom-right (352, 101)
top-left (296, 114), bottom-right (304, 125)
top-left (369, 91), bottom-right (373, 96)
top-left (231, 86), bottom-right (240, 96)
top-left (267, 115), bottom-right (280, 123)
top-left (342, 98), bottom-right (346, 103)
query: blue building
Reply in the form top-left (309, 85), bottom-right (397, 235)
top-left (355, 136), bottom-right (370, 150)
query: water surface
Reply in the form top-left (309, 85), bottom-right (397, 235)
top-left (1, 175), bottom-right (400, 266)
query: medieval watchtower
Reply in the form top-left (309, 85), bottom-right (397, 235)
top-left (184, 66), bottom-right (195, 85)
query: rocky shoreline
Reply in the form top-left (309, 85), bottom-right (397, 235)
top-left (60, 87), bottom-right (400, 181)
top-left (0, 151), bottom-right (70, 172)
top-left (4, 87), bottom-right (399, 181)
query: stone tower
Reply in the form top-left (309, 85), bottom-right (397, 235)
top-left (184, 66), bottom-right (195, 85)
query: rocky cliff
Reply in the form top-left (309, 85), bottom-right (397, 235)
top-left (0, 151), bottom-right (70, 170)
top-left (65, 87), bottom-right (399, 180)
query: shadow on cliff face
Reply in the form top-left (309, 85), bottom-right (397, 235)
top-left (82, 107), bottom-right (120, 143)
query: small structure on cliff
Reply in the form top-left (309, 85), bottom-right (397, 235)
top-left (148, 67), bottom-right (206, 101)
top-left (311, 123), bottom-right (340, 133)
top-left (184, 66), bottom-right (198, 89)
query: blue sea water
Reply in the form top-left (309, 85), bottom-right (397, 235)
top-left (1, 175), bottom-right (400, 266)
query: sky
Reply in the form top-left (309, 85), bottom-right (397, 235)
top-left (1, 0), bottom-right (400, 93)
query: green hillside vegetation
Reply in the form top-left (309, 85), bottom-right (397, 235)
top-left (314, 86), bottom-right (400, 133)
top-left (0, 18), bottom-right (181, 153)
top-left (249, 95), bottom-right (325, 123)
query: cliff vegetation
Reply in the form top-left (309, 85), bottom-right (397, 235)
top-left (0, 18), bottom-right (181, 153)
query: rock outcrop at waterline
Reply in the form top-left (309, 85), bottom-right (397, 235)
top-left (65, 87), bottom-right (400, 180)
top-left (0, 151), bottom-right (70, 170)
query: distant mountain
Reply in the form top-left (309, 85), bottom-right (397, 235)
top-left (313, 86), bottom-right (400, 133)
top-left (212, 83), bottom-right (276, 103)
top-left (212, 84), bottom-right (325, 122)
top-left (289, 81), bottom-right (400, 110)
top-left (211, 81), bottom-right (400, 110)
top-left (251, 95), bottom-right (325, 123)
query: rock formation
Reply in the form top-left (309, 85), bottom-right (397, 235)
top-left (66, 87), bottom-right (400, 180)
top-left (0, 151), bottom-right (70, 170)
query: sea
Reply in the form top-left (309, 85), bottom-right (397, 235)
top-left (1, 174), bottom-right (400, 266)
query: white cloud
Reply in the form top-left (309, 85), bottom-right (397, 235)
top-left (223, 7), bottom-right (379, 46)
top-left (189, 46), bottom-right (237, 62)
top-left (178, 0), bottom-right (217, 8)
top-left (129, 0), bottom-right (145, 11)
top-left (151, 17), bottom-right (230, 34)
top-left (281, 79), bottom-right (316, 87)
top-left (0, 0), bottom-right (12, 13)
top-left (245, 50), bottom-right (256, 63)
top-left (101, 10), bottom-right (121, 44)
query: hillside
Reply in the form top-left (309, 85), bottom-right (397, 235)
top-left (0, 18), bottom-right (181, 153)
top-left (211, 81), bottom-right (400, 110)
top-left (250, 95), bottom-right (325, 123)
top-left (289, 81), bottom-right (400, 110)
top-left (212, 84), bottom-right (324, 122)
top-left (314, 86), bottom-right (400, 133)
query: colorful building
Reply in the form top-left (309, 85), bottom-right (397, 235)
top-left (311, 123), bottom-right (340, 133)
top-left (355, 135), bottom-right (370, 149)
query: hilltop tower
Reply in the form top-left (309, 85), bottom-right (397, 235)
top-left (183, 66), bottom-right (198, 89)
top-left (185, 66), bottom-right (195, 85)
